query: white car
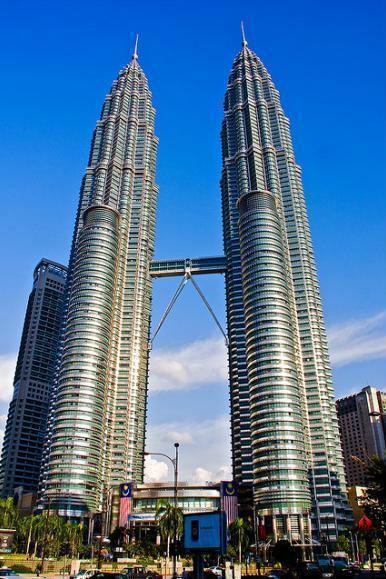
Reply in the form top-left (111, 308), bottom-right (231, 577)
top-left (207, 567), bottom-right (224, 577)
top-left (76, 570), bottom-right (98, 579)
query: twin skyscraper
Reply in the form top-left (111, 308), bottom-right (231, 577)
top-left (0, 32), bottom-right (352, 542)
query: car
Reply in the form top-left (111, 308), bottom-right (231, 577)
top-left (207, 567), bottom-right (224, 577)
top-left (77, 570), bottom-right (98, 579)
top-left (88, 574), bottom-right (128, 579)
top-left (298, 562), bottom-right (322, 579)
top-left (265, 571), bottom-right (287, 579)
top-left (317, 559), bottom-right (334, 579)
top-left (332, 561), bottom-right (351, 579)
top-left (121, 569), bottom-right (161, 579)
top-left (183, 572), bottom-right (216, 579)
top-left (0, 569), bottom-right (21, 579)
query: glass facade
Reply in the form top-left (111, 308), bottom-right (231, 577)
top-left (0, 260), bottom-right (67, 496)
top-left (221, 39), bottom-right (352, 540)
top-left (131, 482), bottom-right (221, 517)
top-left (40, 51), bottom-right (158, 515)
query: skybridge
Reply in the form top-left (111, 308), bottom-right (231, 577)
top-left (150, 255), bottom-right (226, 278)
top-left (149, 255), bottom-right (228, 347)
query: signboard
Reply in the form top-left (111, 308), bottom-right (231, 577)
top-left (183, 511), bottom-right (227, 554)
top-left (128, 512), bottom-right (156, 522)
top-left (0, 528), bottom-right (16, 553)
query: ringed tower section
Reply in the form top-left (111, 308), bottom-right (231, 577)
top-left (41, 41), bottom-right (159, 516)
top-left (221, 30), bottom-right (351, 540)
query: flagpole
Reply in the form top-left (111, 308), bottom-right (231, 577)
top-left (173, 443), bottom-right (179, 579)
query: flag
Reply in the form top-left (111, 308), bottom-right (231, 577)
top-left (358, 515), bottom-right (373, 533)
top-left (221, 481), bottom-right (238, 525)
top-left (255, 515), bottom-right (267, 540)
top-left (258, 523), bottom-right (266, 540)
top-left (119, 482), bottom-right (132, 527)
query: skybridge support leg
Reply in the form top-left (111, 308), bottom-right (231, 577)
top-left (149, 270), bottom-right (228, 347)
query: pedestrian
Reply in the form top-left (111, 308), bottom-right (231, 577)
top-left (182, 567), bottom-right (189, 579)
top-left (35, 564), bottom-right (41, 577)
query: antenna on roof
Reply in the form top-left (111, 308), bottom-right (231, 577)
top-left (241, 21), bottom-right (248, 47)
top-left (133, 33), bottom-right (139, 59)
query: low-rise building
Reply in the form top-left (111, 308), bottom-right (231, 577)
top-left (107, 481), bottom-right (237, 536)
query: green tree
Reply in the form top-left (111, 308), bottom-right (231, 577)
top-left (25, 515), bottom-right (38, 555)
top-left (0, 497), bottom-right (19, 529)
top-left (65, 521), bottom-right (84, 558)
top-left (336, 534), bottom-right (351, 555)
top-left (2, 508), bottom-right (85, 558)
top-left (156, 501), bottom-right (183, 560)
top-left (32, 515), bottom-right (46, 557)
top-left (109, 525), bottom-right (128, 557)
top-left (13, 514), bottom-right (35, 554)
top-left (358, 537), bottom-right (366, 560)
top-left (228, 517), bottom-right (251, 564)
top-left (363, 456), bottom-right (386, 532)
top-left (34, 512), bottom-right (67, 560)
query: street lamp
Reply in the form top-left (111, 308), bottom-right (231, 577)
top-left (142, 442), bottom-right (180, 579)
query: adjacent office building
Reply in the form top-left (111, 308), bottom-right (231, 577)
top-left (336, 386), bottom-right (386, 486)
top-left (0, 259), bottom-right (67, 496)
top-left (39, 44), bottom-right (159, 516)
top-left (220, 34), bottom-right (351, 540)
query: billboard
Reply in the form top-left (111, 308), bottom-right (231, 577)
top-left (183, 511), bottom-right (227, 554)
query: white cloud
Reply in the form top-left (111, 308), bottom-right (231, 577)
top-left (192, 467), bottom-right (212, 483)
top-left (163, 431), bottom-right (194, 444)
top-left (146, 416), bottom-right (231, 483)
top-left (144, 456), bottom-right (169, 482)
top-left (0, 354), bottom-right (16, 402)
top-left (215, 465), bottom-right (233, 480)
top-left (328, 311), bottom-right (386, 367)
top-left (149, 337), bottom-right (227, 393)
top-left (192, 466), bottom-right (232, 483)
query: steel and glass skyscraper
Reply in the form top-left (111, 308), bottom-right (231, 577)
top-left (0, 259), bottom-right (67, 497)
top-left (29, 30), bottom-right (352, 539)
top-left (221, 33), bottom-right (351, 541)
top-left (40, 44), bottom-right (158, 516)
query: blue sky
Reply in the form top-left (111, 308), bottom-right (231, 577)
top-left (0, 0), bottom-right (385, 481)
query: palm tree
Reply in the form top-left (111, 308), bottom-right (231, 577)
top-left (34, 512), bottom-right (64, 560)
top-left (156, 501), bottom-right (183, 560)
top-left (13, 514), bottom-right (37, 555)
top-left (229, 517), bottom-right (251, 563)
top-left (0, 497), bottom-right (19, 529)
top-left (25, 515), bottom-right (36, 556)
top-left (65, 521), bottom-right (84, 558)
top-left (47, 514), bottom-right (67, 558)
top-left (32, 515), bottom-right (46, 557)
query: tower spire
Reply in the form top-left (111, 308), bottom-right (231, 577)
top-left (132, 33), bottom-right (139, 60)
top-left (241, 21), bottom-right (248, 47)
